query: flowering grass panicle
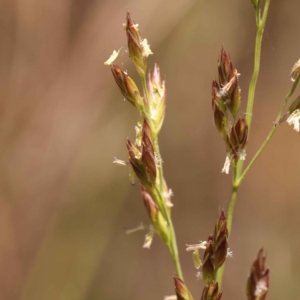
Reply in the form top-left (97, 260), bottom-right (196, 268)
top-left (105, 1), bottom-right (300, 298)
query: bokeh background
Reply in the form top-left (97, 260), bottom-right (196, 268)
top-left (0, 0), bottom-right (300, 299)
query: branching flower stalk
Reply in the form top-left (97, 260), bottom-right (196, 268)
top-left (105, 11), bottom-right (183, 280)
top-left (106, 2), bottom-right (300, 299)
top-left (216, 0), bottom-right (300, 288)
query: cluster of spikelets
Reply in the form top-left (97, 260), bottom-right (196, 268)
top-left (105, 11), bottom-right (173, 253)
top-left (189, 211), bottom-right (229, 285)
top-left (173, 249), bottom-right (271, 300)
top-left (212, 47), bottom-right (248, 175)
top-left (172, 250), bottom-right (269, 300)
top-left (105, 11), bottom-right (273, 300)
top-left (183, 210), bottom-right (229, 300)
top-left (212, 50), bottom-right (300, 175)
top-left (182, 211), bottom-right (269, 300)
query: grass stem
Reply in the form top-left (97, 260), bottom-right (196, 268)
top-left (141, 74), bottom-right (184, 280)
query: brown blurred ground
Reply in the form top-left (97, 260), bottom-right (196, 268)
top-left (0, 0), bottom-right (299, 299)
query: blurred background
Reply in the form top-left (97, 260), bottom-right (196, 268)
top-left (0, 0), bottom-right (299, 299)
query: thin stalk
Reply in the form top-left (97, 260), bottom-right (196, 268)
top-left (153, 185), bottom-right (183, 279)
top-left (141, 74), bottom-right (184, 280)
top-left (238, 74), bottom-right (300, 184)
top-left (237, 0), bottom-right (271, 178)
top-left (244, 25), bottom-right (263, 133)
top-left (256, 0), bottom-right (262, 24)
top-left (169, 219), bottom-right (184, 279)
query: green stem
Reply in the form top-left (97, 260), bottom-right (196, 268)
top-left (247, 0), bottom-right (271, 132)
top-left (227, 165), bottom-right (239, 236)
top-left (244, 27), bottom-right (262, 132)
top-left (141, 74), bottom-right (184, 280)
top-left (153, 185), bottom-right (183, 279)
top-left (237, 0), bottom-right (271, 178)
top-left (238, 73), bottom-right (300, 184)
top-left (169, 220), bottom-right (184, 279)
top-left (256, 0), bottom-right (262, 23)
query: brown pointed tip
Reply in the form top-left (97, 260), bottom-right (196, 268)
top-left (126, 10), bottom-right (138, 34)
top-left (174, 277), bottom-right (186, 293)
top-left (174, 277), bottom-right (189, 300)
top-left (212, 80), bottom-right (219, 89)
top-left (126, 10), bottom-right (132, 23)
top-left (247, 248), bottom-right (270, 300)
top-left (220, 45), bottom-right (226, 56)
top-left (219, 210), bottom-right (226, 222)
top-left (220, 45), bottom-right (229, 60)
top-left (126, 138), bottom-right (133, 150)
top-left (110, 63), bottom-right (123, 74)
top-left (110, 63), bottom-right (121, 77)
top-left (174, 276), bottom-right (183, 286)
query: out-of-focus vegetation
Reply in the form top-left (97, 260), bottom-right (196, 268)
top-left (0, 1), bottom-right (300, 299)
